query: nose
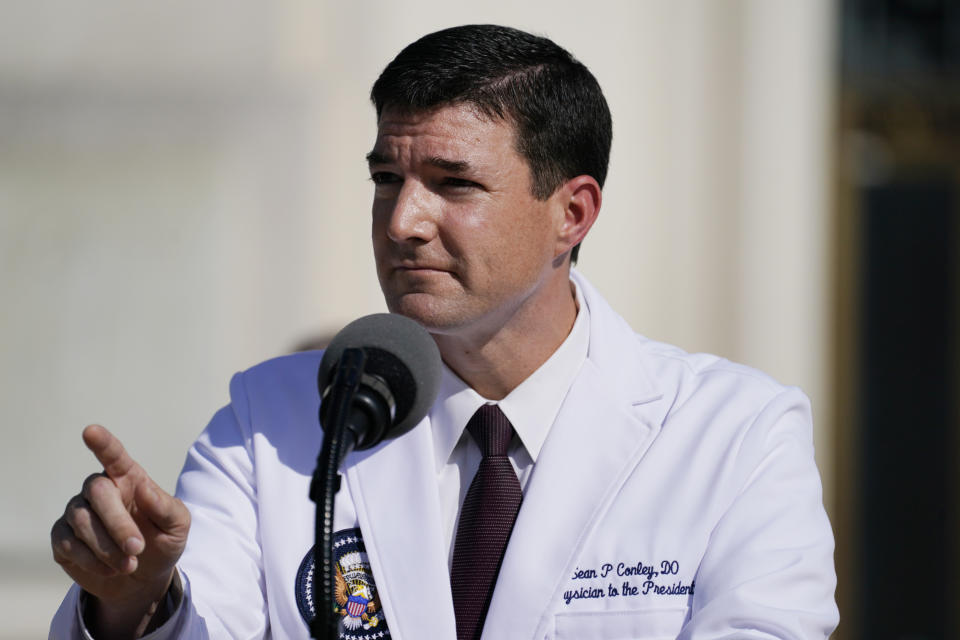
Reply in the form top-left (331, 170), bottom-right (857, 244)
top-left (383, 181), bottom-right (437, 244)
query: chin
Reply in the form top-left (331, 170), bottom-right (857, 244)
top-left (384, 292), bottom-right (472, 335)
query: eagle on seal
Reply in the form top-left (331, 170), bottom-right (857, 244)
top-left (335, 563), bottom-right (383, 629)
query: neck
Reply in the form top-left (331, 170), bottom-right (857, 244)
top-left (434, 273), bottom-right (578, 400)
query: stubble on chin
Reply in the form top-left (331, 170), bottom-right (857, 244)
top-left (379, 269), bottom-right (465, 327)
top-left (383, 291), bottom-right (461, 334)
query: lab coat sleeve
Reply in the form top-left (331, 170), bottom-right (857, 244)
top-left (49, 570), bottom-right (195, 640)
top-left (49, 369), bottom-right (276, 639)
top-left (168, 370), bottom-right (268, 637)
top-left (679, 388), bottom-right (839, 639)
top-left (48, 584), bottom-right (96, 640)
top-left (48, 371), bottom-right (263, 640)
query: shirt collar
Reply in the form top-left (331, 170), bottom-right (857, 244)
top-left (429, 279), bottom-right (591, 471)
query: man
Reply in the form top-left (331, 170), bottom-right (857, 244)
top-left (51, 24), bottom-right (838, 639)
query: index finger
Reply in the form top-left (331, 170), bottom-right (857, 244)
top-left (82, 425), bottom-right (139, 480)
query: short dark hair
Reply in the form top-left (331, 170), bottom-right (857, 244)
top-left (371, 24), bottom-right (612, 264)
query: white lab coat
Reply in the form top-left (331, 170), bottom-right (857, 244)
top-left (51, 271), bottom-right (838, 639)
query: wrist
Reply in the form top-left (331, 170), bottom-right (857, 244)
top-left (83, 570), bottom-right (180, 639)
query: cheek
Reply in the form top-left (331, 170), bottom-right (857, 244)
top-left (370, 201), bottom-right (389, 233)
top-left (476, 218), bottom-right (550, 285)
top-left (371, 200), bottom-right (394, 239)
top-left (511, 208), bottom-right (558, 262)
top-left (430, 208), bottom-right (476, 256)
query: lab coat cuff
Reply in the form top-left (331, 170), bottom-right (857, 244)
top-left (74, 568), bottom-right (188, 640)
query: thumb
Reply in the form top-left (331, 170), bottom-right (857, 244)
top-left (134, 481), bottom-right (190, 537)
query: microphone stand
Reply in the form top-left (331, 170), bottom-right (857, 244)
top-left (309, 348), bottom-right (365, 640)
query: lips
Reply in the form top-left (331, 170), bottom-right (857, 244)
top-left (398, 266), bottom-right (446, 273)
top-left (394, 262), bottom-right (452, 274)
top-left (388, 263), bottom-right (461, 286)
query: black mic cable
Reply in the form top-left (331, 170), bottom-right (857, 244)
top-left (309, 313), bottom-right (441, 639)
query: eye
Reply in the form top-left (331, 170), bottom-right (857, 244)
top-left (370, 171), bottom-right (401, 186)
top-left (441, 177), bottom-right (481, 190)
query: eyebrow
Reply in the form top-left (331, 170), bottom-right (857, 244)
top-left (426, 156), bottom-right (470, 173)
top-left (366, 151), bottom-right (390, 166)
top-left (365, 151), bottom-right (471, 174)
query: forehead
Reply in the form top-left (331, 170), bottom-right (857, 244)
top-left (373, 104), bottom-right (519, 160)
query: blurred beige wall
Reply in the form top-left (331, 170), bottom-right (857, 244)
top-left (0, 1), bottom-right (835, 636)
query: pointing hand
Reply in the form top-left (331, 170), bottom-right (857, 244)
top-left (51, 425), bottom-right (190, 636)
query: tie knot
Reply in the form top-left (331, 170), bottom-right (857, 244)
top-left (466, 404), bottom-right (513, 457)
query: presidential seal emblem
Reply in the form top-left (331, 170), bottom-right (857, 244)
top-left (295, 528), bottom-right (391, 638)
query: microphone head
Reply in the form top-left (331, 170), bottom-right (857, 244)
top-left (318, 313), bottom-right (441, 443)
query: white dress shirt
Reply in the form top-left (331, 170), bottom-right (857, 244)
top-left (428, 280), bottom-right (590, 569)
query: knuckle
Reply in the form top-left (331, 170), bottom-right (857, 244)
top-left (53, 533), bottom-right (75, 561)
top-left (65, 499), bottom-right (92, 531)
top-left (64, 493), bottom-right (84, 513)
top-left (82, 473), bottom-right (112, 500)
top-left (81, 472), bottom-right (101, 492)
top-left (50, 518), bottom-right (71, 545)
top-left (50, 518), bottom-right (63, 541)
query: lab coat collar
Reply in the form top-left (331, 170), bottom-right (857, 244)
top-left (572, 268), bottom-right (662, 406)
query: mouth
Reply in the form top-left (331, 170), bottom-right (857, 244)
top-left (394, 263), bottom-right (451, 275)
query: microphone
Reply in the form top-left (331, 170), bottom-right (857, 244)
top-left (310, 313), bottom-right (441, 639)
top-left (317, 312), bottom-right (442, 453)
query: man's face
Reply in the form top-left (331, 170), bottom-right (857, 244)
top-left (369, 103), bottom-right (566, 338)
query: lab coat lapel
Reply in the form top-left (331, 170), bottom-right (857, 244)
top-left (480, 362), bottom-right (660, 639)
top-left (482, 270), bottom-right (668, 639)
top-left (344, 419), bottom-right (457, 640)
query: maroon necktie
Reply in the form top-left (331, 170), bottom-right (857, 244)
top-left (450, 404), bottom-right (523, 640)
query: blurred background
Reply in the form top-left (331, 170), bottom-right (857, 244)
top-left (0, 0), bottom-right (956, 637)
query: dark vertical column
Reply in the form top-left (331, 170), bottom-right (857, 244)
top-left (857, 179), bottom-right (957, 639)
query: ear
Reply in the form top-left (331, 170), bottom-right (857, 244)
top-left (552, 175), bottom-right (602, 260)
